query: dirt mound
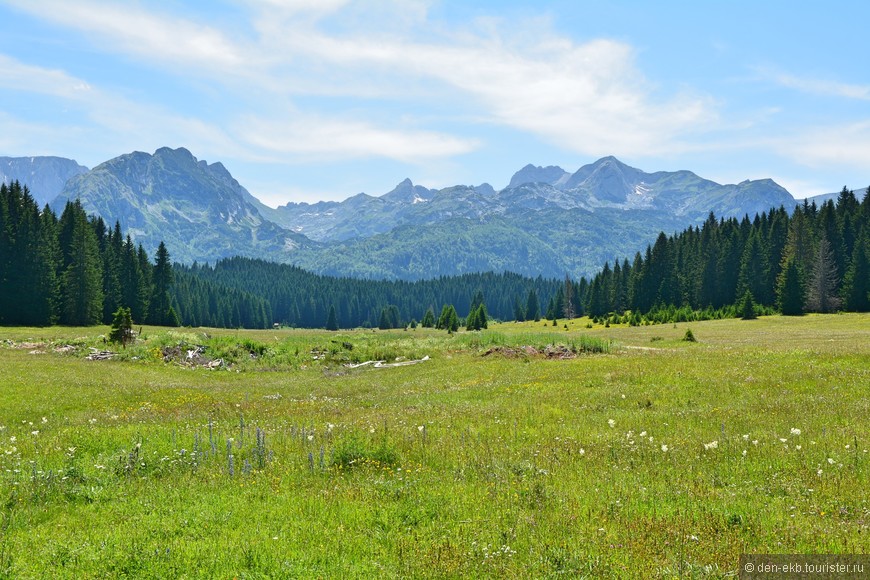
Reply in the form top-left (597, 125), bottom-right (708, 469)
top-left (482, 345), bottom-right (576, 359)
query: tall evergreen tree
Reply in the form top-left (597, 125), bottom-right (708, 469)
top-left (805, 235), bottom-right (841, 313)
top-left (525, 288), bottom-right (540, 321)
top-left (325, 305), bottom-right (339, 330)
top-left (149, 242), bottom-right (178, 326)
top-left (59, 202), bottom-right (104, 326)
top-left (776, 257), bottom-right (805, 316)
top-left (841, 233), bottom-right (870, 312)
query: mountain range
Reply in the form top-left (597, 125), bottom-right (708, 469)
top-left (22, 147), bottom-right (810, 279)
top-left (1, 156), bottom-right (88, 206)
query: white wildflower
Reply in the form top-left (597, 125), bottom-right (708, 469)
top-left (827, 457), bottom-right (834, 465)
top-left (661, 444), bottom-right (669, 452)
top-left (796, 445), bottom-right (802, 450)
top-left (790, 428), bottom-right (801, 436)
top-left (579, 448), bottom-right (585, 455)
top-left (703, 440), bottom-right (718, 450)
top-left (41, 417), bottom-right (48, 424)
top-left (307, 435), bottom-right (314, 441)
top-left (779, 438), bottom-right (787, 443)
top-left (607, 419), bottom-right (615, 428)
top-left (31, 430), bottom-right (38, 436)
top-left (639, 431), bottom-right (647, 437)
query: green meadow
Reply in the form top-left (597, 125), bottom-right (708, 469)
top-left (0, 315), bottom-right (868, 578)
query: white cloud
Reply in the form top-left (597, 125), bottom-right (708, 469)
top-left (5, 0), bottom-right (247, 73)
top-left (766, 69), bottom-right (870, 101)
top-left (774, 120), bottom-right (870, 170)
top-left (0, 54), bottom-right (93, 100)
top-left (7, 1), bottom-right (717, 161)
top-left (236, 115), bottom-right (478, 163)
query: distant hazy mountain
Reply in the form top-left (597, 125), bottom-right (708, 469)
top-left (43, 148), bottom-right (800, 279)
top-left (1, 156), bottom-right (88, 206)
top-left (51, 147), bottom-right (313, 262)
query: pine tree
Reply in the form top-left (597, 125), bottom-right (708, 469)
top-left (805, 235), bottom-right (841, 313)
top-left (841, 233), bottom-right (870, 311)
top-left (326, 305), bottom-right (339, 330)
top-left (513, 297), bottom-right (525, 322)
top-left (776, 257), bottom-right (805, 316)
top-left (60, 201), bottom-right (104, 326)
top-left (525, 288), bottom-right (540, 321)
top-left (421, 307), bottom-right (435, 328)
top-left (109, 306), bottom-right (135, 347)
top-left (562, 275), bottom-right (575, 319)
top-left (739, 290), bottom-right (757, 320)
top-left (149, 242), bottom-right (177, 326)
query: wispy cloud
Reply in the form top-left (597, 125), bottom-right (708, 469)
top-left (0, 54), bottom-right (93, 99)
top-left (5, 0), bottom-right (717, 162)
top-left (774, 120), bottom-right (870, 170)
top-left (760, 67), bottom-right (870, 101)
top-left (236, 114), bottom-right (478, 163)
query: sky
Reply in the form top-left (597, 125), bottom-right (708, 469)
top-left (1, 0), bottom-right (868, 206)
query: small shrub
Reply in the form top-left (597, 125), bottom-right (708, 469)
top-left (682, 329), bottom-right (697, 342)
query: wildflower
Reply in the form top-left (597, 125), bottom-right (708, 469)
top-left (31, 430), bottom-right (38, 436)
top-left (608, 419), bottom-right (615, 428)
top-left (95, 464), bottom-right (105, 469)
top-left (661, 444), bottom-right (669, 452)
top-left (418, 425), bottom-right (425, 432)
top-left (796, 445), bottom-right (802, 450)
top-left (752, 440), bottom-right (758, 446)
top-left (827, 458), bottom-right (834, 465)
top-left (790, 428), bottom-right (801, 436)
top-left (579, 448), bottom-right (585, 455)
top-left (742, 434), bottom-right (749, 440)
top-left (307, 435), bottom-right (314, 441)
top-left (88, 418), bottom-right (97, 424)
top-left (9, 437), bottom-right (15, 443)
top-left (41, 417), bottom-right (48, 424)
top-left (779, 438), bottom-right (787, 443)
top-left (703, 441), bottom-right (718, 450)
top-left (327, 423), bottom-right (334, 432)
top-left (742, 449), bottom-right (747, 457)
top-left (639, 431), bottom-right (647, 437)
top-left (817, 469), bottom-right (823, 476)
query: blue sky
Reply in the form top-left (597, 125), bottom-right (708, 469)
top-left (1, 0), bottom-right (867, 206)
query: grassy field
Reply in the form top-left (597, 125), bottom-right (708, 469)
top-left (0, 314), bottom-right (868, 578)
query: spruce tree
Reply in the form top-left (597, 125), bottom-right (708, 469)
top-left (805, 235), bottom-right (841, 313)
top-left (421, 307), bottom-right (435, 328)
top-left (60, 201), bottom-right (104, 326)
top-left (841, 234), bottom-right (870, 311)
top-left (149, 242), bottom-right (177, 326)
top-left (776, 257), bottom-right (805, 316)
top-left (513, 297), bottom-right (525, 322)
top-left (739, 290), bottom-right (757, 320)
top-left (326, 305), bottom-right (339, 330)
top-left (525, 289), bottom-right (540, 321)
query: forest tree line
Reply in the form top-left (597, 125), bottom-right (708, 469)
top-left (550, 187), bottom-right (870, 321)
top-left (0, 181), bottom-right (177, 327)
top-left (3, 178), bottom-right (868, 330)
top-left (173, 259), bottom-right (559, 329)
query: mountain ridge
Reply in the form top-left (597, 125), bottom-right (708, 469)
top-left (40, 148), bottom-right (807, 279)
